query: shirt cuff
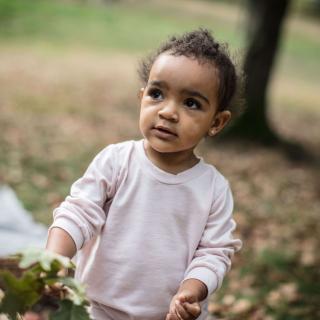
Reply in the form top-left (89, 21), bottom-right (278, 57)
top-left (49, 217), bottom-right (84, 250)
top-left (183, 267), bottom-right (219, 296)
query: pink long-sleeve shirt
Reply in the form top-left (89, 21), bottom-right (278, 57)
top-left (50, 139), bottom-right (242, 320)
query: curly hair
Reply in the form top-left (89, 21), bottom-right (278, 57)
top-left (138, 28), bottom-right (241, 113)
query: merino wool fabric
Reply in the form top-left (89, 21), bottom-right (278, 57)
top-left (50, 139), bottom-right (242, 320)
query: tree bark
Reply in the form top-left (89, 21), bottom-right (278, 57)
top-left (224, 0), bottom-right (290, 144)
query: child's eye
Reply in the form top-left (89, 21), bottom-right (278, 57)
top-left (184, 98), bottom-right (201, 110)
top-left (148, 88), bottom-right (163, 100)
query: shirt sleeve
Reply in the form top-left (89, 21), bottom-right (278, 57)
top-left (49, 144), bottom-right (119, 250)
top-left (183, 178), bottom-right (242, 296)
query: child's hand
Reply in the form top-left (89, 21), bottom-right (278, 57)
top-left (23, 312), bottom-right (43, 320)
top-left (166, 292), bottom-right (201, 320)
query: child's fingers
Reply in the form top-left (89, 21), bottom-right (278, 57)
top-left (169, 301), bottom-right (176, 315)
top-left (175, 300), bottom-right (190, 320)
top-left (183, 302), bottom-right (201, 317)
top-left (57, 267), bottom-right (68, 277)
top-left (166, 313), bottom-right (179, 320)
top-left (23, 312), bottom-right (42, 320)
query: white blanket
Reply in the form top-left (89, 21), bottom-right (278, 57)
top-left (0, 185), bottom-right (47, 257)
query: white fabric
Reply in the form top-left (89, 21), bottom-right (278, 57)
top-left (50, 140), bottom-right (242, 320)
top-left (0, 185), bottom-right (47, 256)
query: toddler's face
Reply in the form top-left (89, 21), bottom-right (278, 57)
top-left (139, 53), bottom-right (230, 154)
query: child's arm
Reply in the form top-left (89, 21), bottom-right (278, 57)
top-left (46, 227), bottom-right (77, 258)
top-left (48, 145), bottom-right (118, 254)
top-left (22, 229), bottom-right (77, 320)
top-left (168, 179), bottom-right (242, 320)
top-left (183, 181), bottom-right (242, 295)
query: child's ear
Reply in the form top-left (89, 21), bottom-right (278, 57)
top-left (138, 87), bottom-right (145, 100)
top-left (208, 110), bottom-right (231, 136)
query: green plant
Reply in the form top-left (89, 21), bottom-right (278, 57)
top-left (0, 248), bottom-right (91, 320)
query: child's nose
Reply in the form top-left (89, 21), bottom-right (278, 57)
top-left (158, 102), bottom-right (179, 122)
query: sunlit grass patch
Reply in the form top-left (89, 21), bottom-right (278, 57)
top-left (0, 0), bottom-right (243, 52)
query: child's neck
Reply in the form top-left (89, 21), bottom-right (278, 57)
top-left (143, 140), bottom-right (199, 175)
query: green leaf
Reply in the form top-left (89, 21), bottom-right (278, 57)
top-left (0, 249), bottom-right (89, 318)
top-left (0, 270), bottom-right (41, 317)
top-left (50, 300), bottom-right (91, 320)
top-left (0, 288), bottom-right (22, 318)
top-left (19, 248), bottom-right (73, 271)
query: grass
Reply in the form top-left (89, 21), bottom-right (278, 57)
top-left (0, 0), bottom-right (244, 51)
top-left (0, 0), bottom-right (319, 319)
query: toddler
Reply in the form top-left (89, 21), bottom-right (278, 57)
top-left (46, 29), bottom-right (242, 320)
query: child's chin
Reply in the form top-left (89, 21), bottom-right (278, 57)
top-left (148, 139), bottom-right (178, 153)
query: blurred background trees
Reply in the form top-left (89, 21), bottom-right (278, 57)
top-left (226, 0), bottom-right (291, 144)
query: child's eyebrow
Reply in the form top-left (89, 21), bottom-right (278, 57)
top-left (148, 80), bottom-right (168, 89)
top-left (181, 89), bottom-right (209, 104)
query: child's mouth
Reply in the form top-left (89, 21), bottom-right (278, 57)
top-left (152, 126), bottom-right (178, 139)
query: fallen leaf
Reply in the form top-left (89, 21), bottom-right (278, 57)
top-left (230, 299), bottom-right (253, 314)
top-left (208, 302), bottom-right (223, 314)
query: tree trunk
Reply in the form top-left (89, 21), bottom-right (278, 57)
top-left (224, 0), bottom-right (290, 144)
